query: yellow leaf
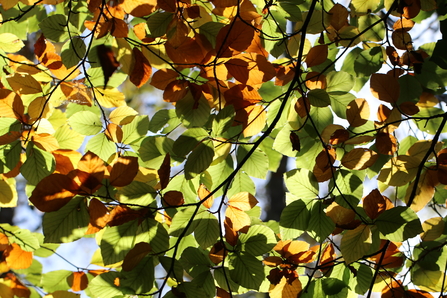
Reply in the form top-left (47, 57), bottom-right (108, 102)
top-left (378, 155), bottom-right (419, 186)
top-left (225, 206), bottom-right (250, 231)
top-left (109, 106), bottom-right (138, 125)
top-left (28, 96), bottom-right (53, 121)
top-left (243, 105), bottom-right (266, 137)
top-left (228, 192), bottom-right (258, 211)
top-left (0, 178), bottom-right (17, 207)
top-left (420, 217), bottom-right (444, 242)
top-left (94, 87), bottom-right (126, 108)
top-left (269, 276), bottom-right (302, 298)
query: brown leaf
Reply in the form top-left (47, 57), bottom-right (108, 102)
top-left (209, 242), bottom-right (227, 265)
top-left (313, 148), bottom-right (336, 182)
top-left (150, 69), bottom-right (179, 90)
top-left (294, 96), bottom-right (310, 118)
top-left (289, 132), bottom-right (300, 151)
top-left (109, 156), bottom-right (139, 187)
top-left (306, 45), bottom-right (328, 67)
top-left (29, 174), bottom-right (80, 212)
top-left (122, 242), bottom-right (152, 271)
top-left (157, 153), bottom-right (171, 190)
top-left (104, 123), bottom-right (123, 143)
top-left (224, 216), bottom-right (239, 244)
top-left (130, 47), bottom-right (152, 88)
top-left (392, 31), bottom-right (413, 50)
top-left (86, 198), bottom-right (110, 234)
top-left (163, 190), bottom-right (184, 207)
top-left (375, 132), bottom-right (397, 155)
top-left (399, 101), bottom-right (419, 115)
top-left (97, 44), bottom-right (120, 88)
top-left (362, 189), bottom-right (393, 220)
top-left (328, 3), bottom-right (349, 31)
top-left (370, 73), bottom-right (400, 103)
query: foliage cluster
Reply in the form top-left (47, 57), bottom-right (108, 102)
top-left (0, 0), bottom-right (447, 297)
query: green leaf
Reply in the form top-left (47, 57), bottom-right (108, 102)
top-left (169, 207), bottom-right (200, 237)
top-left (0, 223), bottom-right (40, 251)
top-left (284, 168), bottom-right (319, 199)
top-left (398, 74), bottom-right (423, 104)
top-left (159, 256), bottom-right (184, 281)
top-left (41, 270), bottom-right (72, 292)
top-left (0, 140), bottom-right (21, 174)
top-left (228, 171), bottom-right (255, 198)
top-left (42, 197), bottom-right (89, 243)
top-left (413, 241), bottom-right (447, 271)
top-left (358, 14), bottom-right (385, 42)
top-left (326, 71), bottom-right (354, 94)
top-left (279, 198), bottom-right (312, 240)
top-left (39, 14), bottom-right (76, 42)
top-left (236, 145), bottom-right (269, 179)
top-left (148, 109), bottom-right (180, 134)
top-left (375, 206), bottom-right (423, 242)
top-left (21, 143), bottom-right (55, 185)
top-left (0, 118), bottom-right (20, 136)
top-left (146, 11), bottom-right (174, 38)
top-left (211, 105), bottom-right (235, 137)
top-left (307, 200), bottom-right (335, 242)
top-left (173, 128), bottom-right (209, 157)
top-left (86, 272), bottom-right (124, 298)
top-left (101, 220), bottom-right (138, 266)
top-left (354, 46), bottom-right (383, 77)
top-left (68, 111), bottom-right (103, 136)
top-left (116, 181), bottom-right (157, 205)
top-left (53, 124), bottom-right (84, 150)
top-left (61, 37), bottom-right (86, 68)
top-left (308, 89), bottom-right (331, 107)
top-left (139, 136), bottom-right (173, 168)
top-left (340, 225), bottom-right (372, 264)
top-left (329, 92), bottom-right (356, 119)
top-left (85, 133), bottom-right (116, 162)
top-left (135, 218), bottom-right (169, 255)
top-left (122, 115), bottom-right (149, 145)
top-left (377, 155), bottom-right (420, 186)
top-left (351, 0), bottom-right (381, 15)
top-left (0, 33), bottom-right (24, 53)
top-left (199, 22), bottom-right (226, 48)
top-left (238, 225), bottom-right (276, 256)
top-left (184, 139), bottom-right (214, 180)
top-left (229, 252), bottom-right (265, 290)
top-left (121, 256), bottom-right (155, 294)
top-left (194, 211), bottom-right (219, 249)
top-left (413, 107), bottom-right (447, 135)
top-left (176, 95), bottom-right (210, 127)
top-left (330, 170), bottom-right (363, 201)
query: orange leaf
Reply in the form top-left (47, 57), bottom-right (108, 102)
top-left (306, 45), bottom-right (328, 67)
top-left (282, 240), bottom-right (309, 258)
top-left (326, 202), bottom-right (357, 227)
top-left (215, 19), bottom-right (255, 58)
top-left (393, 17), bottom-right (415, 32)
top-left (130, 47), bottom-right (152, 88)
top-left (53, 149), bottom-right (82, 175)
top-left (109, 156), bottom-right (139, 187)
top-left (319, 243), bottom-right (335, 271)
top-left (67, 271), bottom-right (88, 292)
top-left (165, 37), bottom-right (207, 66)
top-left (305, 72), bottom-right (326, 90)
top-left (122, 242), bottom-right (152, 271)
top-left (163, 190), bottom-right (185, 207)
top-left (228, 192), bottom-right (258, 211)
top-left (75, 152), bottom-right (106, 193)
top-left (29, 174), bottom-right (80, 212)
top-left (150, 69), bottom-right (179, 90)
top-left (362, 189), bottom-right (393, 220)
top-left (346, 98), bottom-right (369, 127)
top-left (209, 242), bottom-right (227, 265)
top-left (86, 198), bottom-right (110, 234)
top-left (0, 89), bottom-right (24, 120)
top-left (104, 123), bottom-right (123, 143)
top-left (225, 206), bottom-right (251, 232)
top-left (370, 73), bottom-right (400, 103)
top-left (32, 133), bottom-right (60, 152)
top-left (224, 216), bottom-right (239, 244)
top-left (274, 63), bottom-right (295, 86)
top-left (198, 184), bottom-right (214, 209)
top-left (341, 148), bottom-right (378, 170)
top-left (269, 276), bottom-right (302, 298)
top-left (225, 53), bottom-right (276, 86)
top-left (163, 80), bottom-right (189, 103)
top-left (217, 287), bottom-right (231, 298)
top-left (381, 280), bottom-right (405, 298)
top-left (107, 205), bottom-right (146, 227)
top-left (122, 0), bottom-right (157, 17)
top-left (4, 243), bottom-right (33, 269)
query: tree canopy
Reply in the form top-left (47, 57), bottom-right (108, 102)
top-left (1, 0), bottom-right (447, 297)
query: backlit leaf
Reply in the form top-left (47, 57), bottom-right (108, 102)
top-left (340, 224), bottom-right (371, 264)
